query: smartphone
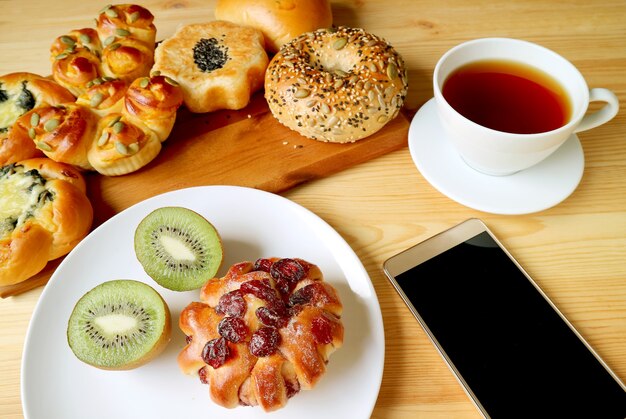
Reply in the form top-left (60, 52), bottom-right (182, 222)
top-left (383, 218), bottom-right (626, 419)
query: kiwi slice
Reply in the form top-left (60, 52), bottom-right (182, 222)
top-left (67, 280), bottom-right (171, 370)
top-left (134, 206), bottom-right (223, 291)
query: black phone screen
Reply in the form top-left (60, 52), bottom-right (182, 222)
top-left (395, 231), bottom-right (626, 418)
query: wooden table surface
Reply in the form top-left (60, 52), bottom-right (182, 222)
top-left (1, 1), bottom-right (625, 418)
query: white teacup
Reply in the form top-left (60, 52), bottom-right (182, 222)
top-left (433, 38), bottom-right (619, 176)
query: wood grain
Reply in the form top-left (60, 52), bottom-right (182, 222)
top-left (1, 0), bottom-right (625, 418)
top-left (87, 93), bottom-right (409, 226)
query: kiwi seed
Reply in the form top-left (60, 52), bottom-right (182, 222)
top-left (66, 279), bottom-right (171, 370)
top-left (134, 206), bottom-right (223, 291)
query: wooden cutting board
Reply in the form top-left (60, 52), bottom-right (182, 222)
top-left (0, 92), bottom-right (409, 297)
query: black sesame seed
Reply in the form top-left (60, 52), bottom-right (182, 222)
top-left (193, 38), bottom-right (229, 73)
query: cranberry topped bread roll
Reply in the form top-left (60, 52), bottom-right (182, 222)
top-left (152, 21), bottom-right (269, 113)
top-left (0, 158), bottom-right (93, 285)
top-left (0, 73), bottom-right (75, 165)
top-left (179, 258), bottom-right (343, 411)
top-left (51, 4), bottom-right (156, 96)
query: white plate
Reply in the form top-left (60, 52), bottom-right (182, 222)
top-left (22, 186), bottom-right (384, 419)
top-left (408, 98), bottom-right (585, 214)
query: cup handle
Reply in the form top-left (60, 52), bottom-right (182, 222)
top-left (574, 88), bottom-right (619, 133)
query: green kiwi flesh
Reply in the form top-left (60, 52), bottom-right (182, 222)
top-left (134, 206), bottom-right (223, 291)
top-left (67, 280), bottom-right (171, 370)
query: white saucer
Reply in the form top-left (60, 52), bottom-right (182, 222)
top-left (408, 98), bottom-right (585, 215)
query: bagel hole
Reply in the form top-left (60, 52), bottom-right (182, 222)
top-left (309, 50), bottom-right (355, 76)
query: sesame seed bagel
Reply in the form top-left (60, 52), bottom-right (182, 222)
top-left (264, 26), bottom-right (408, 143)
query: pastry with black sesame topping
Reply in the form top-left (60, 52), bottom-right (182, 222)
top-left (152, 21), bottom-right (269, 113)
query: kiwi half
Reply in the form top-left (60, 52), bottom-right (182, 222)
top-left (134, 206), bottom-right (223, 291)
top-left (67, 280), bottom-right (171, 370)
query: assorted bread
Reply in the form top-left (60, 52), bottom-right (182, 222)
top-left (0, 2), bottom-right (420, 412)
top-left (1, 2), bottom-right (409, 175)
top-left (265, 26), bottom-right (409, 143)
top-left (0, 158), bottom-right (93, 285)
top-left (179, 258), bottom-right (344, 411)
top-left (152, 21), bottom-right (269, 113)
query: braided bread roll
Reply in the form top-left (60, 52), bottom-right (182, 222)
top-left (179, 258), bottom-right (343, 411)
top-left (75, 78), bottom-right (128, 117)
top-left (122, 74), bottom-right (184, 142)
top-left (88, 75), bottom-right (183, 175)
top-left (16, 75), bottom-right (182, 176)
top-left (51, 4), bottom-right (156, 96)
top-left (0, 158), bottom-right (92, 286)
top-left (88, 110), bottom-right (161, 176)
top-left (0, 73), bottom-right (75, 165)
top-left (12, 103), bottom-right (97, 170)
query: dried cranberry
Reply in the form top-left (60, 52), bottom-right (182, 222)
top-left (311, 316), bottom-right (333, 345)
top-left (249, 327), bottom-right (281, 357)
top-left (288, 304), bottom-right (305, 318)
top-left (275, 278), bottom-right (292, 298)
top-left (218, 316), bottom-right (249, 343)
top-left (289, 284), bottom-right (315, 306)
top-left (216, 289), bottom-right (246, 317)
top-left (240, 279), bottom-right (281, 306)
top-left (202, 337), bottom-right (230, 369)
top-left (285, 379), bottom-right (300, 398)
top-left (253, 258), bottom-right (273, 272)
top-left (256, 306), bottom-right (289, 328)
top-left (270, 258), bottom-right (305, 284)
top-left (198, 366), bottom-right (209, 384)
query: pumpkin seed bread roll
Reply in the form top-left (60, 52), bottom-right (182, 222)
top-left (13, 103), bottom-right (97, 171)
top-left (51, 29), bottom-right (103, 97)
top-left (95, 4), bottom-right (156, 47)
top-left (87, 74), bottom-right (183, 176)
top-left (122, 74), bottom-right (184, 142)
top-left (75, 78), bottom-right (128, 117)
top-left (0, 73), bottom-right (75, 165)
top-left (265, 26), bottom-right (409, 143)
top-left (99, 36), bottom-right (155, 84)
top-left (0, 5), bottom-right (180, 176)
top-left (18, 75), bottom-right (183, 176)
top-left (152, 21), bottom-right (269, 113)
top-left (0, 158), bottom-right (93, 286)
top-left (87, 112), bottom-right (162, 176)
top-left (50, 4), bottom-right (156, 96)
